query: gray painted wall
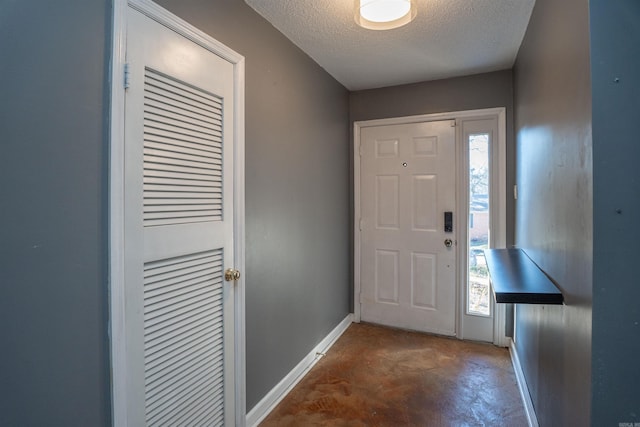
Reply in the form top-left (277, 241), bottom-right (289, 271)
top-left (9, 0), bottom-right (638, 423)
top-left (513, 0), bottom-right (592, 425)
top-left (155, 0), bottom-right (351, 411)
top-left (590, 0), bottom-right (640, 423)
top-left (350, 70), bottom-right (514, 124)
top-left (0, 1), bottom-right (112, 426)
top-left (1, 0), bottom-right (350, 421)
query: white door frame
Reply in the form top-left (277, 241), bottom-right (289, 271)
top-left (353, 108), bottom-right (506, 345)
top-left (108, 0), bottom-right (246, 425)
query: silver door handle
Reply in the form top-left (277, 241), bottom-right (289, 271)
top-left (444, 239), bottom-right (453, 248)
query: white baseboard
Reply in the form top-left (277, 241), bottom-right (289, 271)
top-left (509, 340), bottom-right (539, 427)
top-left (245, 314), bottom-right (354, 427)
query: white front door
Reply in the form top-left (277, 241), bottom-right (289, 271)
top-left (123, 7), bottom-right (238, 425)
top-left (359, 120), bottom-right (457, 335)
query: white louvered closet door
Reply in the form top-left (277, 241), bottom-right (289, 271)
top-left (124, 7), bottom-right (236, 426)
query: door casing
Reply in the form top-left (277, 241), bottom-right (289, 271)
top-left (354, 108), bottom-right (507, 346)
top-left (108, 0), bottom-right (246, 425)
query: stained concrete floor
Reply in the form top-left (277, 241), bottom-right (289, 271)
top-left (260, 323), bottom-right (527, 426)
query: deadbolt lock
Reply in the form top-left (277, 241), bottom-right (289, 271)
top-left (225, 268), bottom-right (241, 282)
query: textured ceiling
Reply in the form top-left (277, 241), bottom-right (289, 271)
top-left (244, 0), bottom-right (536, 90)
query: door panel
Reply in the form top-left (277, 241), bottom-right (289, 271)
top-left (142, 66), bottom-right (224, 227)
top-left (125, 7), bottom-right (235, 426)
top-left (360, 120), bottom-right (456, 335)
top-left (376, 175), bottom-right (400, 228)
top-left (375, 249), bottom-right (400, 303)
top-left (413, 175), bottom-right (437, 230)
top-left (143, 249), bottom-right (225, 426)
top-left (411, 252), bottom-right (436, 309)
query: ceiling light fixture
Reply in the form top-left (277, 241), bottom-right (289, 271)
top-left (355, 0), bottom-right (417, 30)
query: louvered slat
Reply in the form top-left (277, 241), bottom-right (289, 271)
top-left (152, 367), bottom-right (223, 426)
top-left (144, 156), bottom-right (222, 173)
top-left (145, 98), bottom-right (220, 125)
top-left (144, 142), bottom-right (221, 162)
top-left (144, 143), bottom-right (221, 164)
top-left (144, 134), bottom-right (222, 156)
top-left (144, 163), bottom-right (221, 178)
top-left (144, 204), bottom-right (221, 214)
top-left (146, 69), bottom-right (222, 108)
top-left (145, 314), bottom-right (219, 364)
top-left (144, 117), bottom-right (222, 142)
top-left (145, 128), bottom-right (222, 151)
top-left (145, 113), bottom-right (222, 140)
top-left (144, 191), bottom-right (215, 204)
top-left (143, 249), bottom-right (224, 426)
top-left (144, 251), bottom-right (221, 287)
top-left (144, 96), bottom-right (221, 128)
top-left (143, 67), bottom-right (224, 227)
top-left (144, 294), bottom-right (218, 331)
top-left (146, 339), bottom-right (220, 397)
top-left (144, 149), bottom-right (222, 165)
top-left (144, 196), bottom-right (220, 204)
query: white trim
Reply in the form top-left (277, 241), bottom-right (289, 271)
top-left (353, 108), bottom-right (507, 343)
top-left (492, 302), bottom-right (509, 347)
top-left (108, 0), bottom-right (128, 425)
top-left (510, 340), bottom-right (539, 427)
top-left (353, 122), bottom-right (362, 323)
top-left (108, 0), bottom-right (128, 426)
top-left (452, 112), bottom-right (508, 345)
top-left (494, 110), bottom-right (507, 250)
top-left (245, 314), bottom-right (354, 427)
top-left (354, 108), bottom-right (507, 128)
top-left (493, 110), bottom-right (509, 347)
top-left (128, 0), bottom-right (241, 65)
top-left (455, 118), bottom-right (465, 338)
top-left (109, 1), bottom-right (246, 425)
top-left (233, 56), bottom-right (247, 426)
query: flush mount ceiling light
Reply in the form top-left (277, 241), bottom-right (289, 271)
top-left (355, 0), bottom-right (417, 30)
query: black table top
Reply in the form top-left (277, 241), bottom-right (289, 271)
top-left (484, 248), bottom-right (564, 305)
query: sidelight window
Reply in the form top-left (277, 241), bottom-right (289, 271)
top-left (467, 133), bottom-right (491, 316)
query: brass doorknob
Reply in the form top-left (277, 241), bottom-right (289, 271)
top-left (444, 239), bottom-right (453, 248)
top-left (225, 268), bottom-right (241, 282)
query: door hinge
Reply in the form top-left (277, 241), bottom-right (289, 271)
top-left (358, 143), bottom-right (362, 156)
top-left (359, 218), bottom-right (364, 230)
top-left (124, 63), bottom-right (130, 90)
top-left (450, 120), bottom-right (457, 127)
